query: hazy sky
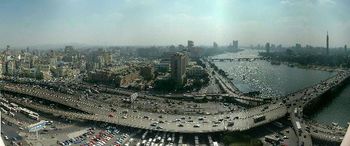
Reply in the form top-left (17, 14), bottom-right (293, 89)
top-left (0, 0), bottom-right (349, 47)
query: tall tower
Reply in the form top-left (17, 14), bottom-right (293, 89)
top-left (187, 40), bottom-right (194, 50)
top-left (265, 42), bottom-right (270, 53)
top-left (326, 31), bottom-right (329, 55)
top-left (345, 45), bottom-right (347, 53)
top-left (5, 45), bottom-right (10, 55)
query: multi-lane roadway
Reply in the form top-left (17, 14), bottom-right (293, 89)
top-left (1, 83), bottom-right (287, 133)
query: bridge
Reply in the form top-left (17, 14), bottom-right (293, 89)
top-left (210, 57), bottom-right (265, 62)
top-left (0, 83), bottom-right (287, 133)
top-left (282, 70), bottom-right (349, 145)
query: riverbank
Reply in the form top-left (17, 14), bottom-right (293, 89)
top-left (278, 61), bottom-right (345, 73)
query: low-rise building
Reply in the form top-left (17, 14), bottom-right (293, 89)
top-left (87, 67), bottom-right (140, 87)
top-left (187, 65), bottom-right (206, 77)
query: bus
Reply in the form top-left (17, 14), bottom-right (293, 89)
top-left (294, 108), bottom-right (298, 116)
top-left (10, 103), bottom-right (19, 109)
top-left (20, 107), bottom-right (38, 116)
top-left (1, 103), bottom-right (12, 111)
top-left (1, 107), bottom-right (8, 114)
top-left (130, 93), bottom-right (138, 102)
top-left (296, 121), bottom-right (302, 132)
top-left (9, 112), bottom-right (15, 117)
top-left (20, 107), bottom-right (40, 120)
top-left (0, 98), bottom-right (9, 103)
top-left (178, 135), bottom-right (183, 146)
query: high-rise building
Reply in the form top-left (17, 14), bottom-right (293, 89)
top-left (326, 31), bottom-right (329, 55)
top-left (232, 40), bottom-right (238, 49)
top-left (345, 45), bottom-right (347, 52)
top-left (296, 43), bottom-right (302, 49)
top-left (64, 46), bottom-right (74, 55)
top-left (213, 42), bottom-right (218, 48)
top-left (5, 45), bottom-right (10, 56)
top-left (265, 42), bottom-right (270, 53)
top-left (63, 46), bottom-right (75, 62)
top-left (0, 62), bottom-right (3, 77)
top-left (189, 47), bottom-right (203, 58)
top-left (171, 52), bottom-right (187, 84)
top-left (187, 40), bottom-right (194, 50)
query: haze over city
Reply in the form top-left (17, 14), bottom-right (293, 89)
top-left (2, 0), bottom-right (350, 146)
top-left (0, 0), bottom-right (350, 47)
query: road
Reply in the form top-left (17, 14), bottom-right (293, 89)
top-left (1, 83), bottom-right (287, 133)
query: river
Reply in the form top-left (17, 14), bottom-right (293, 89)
top-left (213, 49), bottom-right (349, 127)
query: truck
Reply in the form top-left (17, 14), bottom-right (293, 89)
top-left (296, 121), bottom-right (302, 133)
top-left (9, 112), bottom-right (15, 117)
top-left (10, 103), bottom-right (18, 109)
top-left (294, 107), bottom-right (298, 116)
top-left (253, 115), bottom-right (266, 123)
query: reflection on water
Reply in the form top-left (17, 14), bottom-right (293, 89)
top-left (213, 50), bottom-right (336, 98)
top-left (213, 49), bottom-right (260, 59)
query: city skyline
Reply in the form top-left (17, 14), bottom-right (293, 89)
top-left (1, 1), bottom-right (350, 145)
top-left (0, 0), bottom-right (349, 47)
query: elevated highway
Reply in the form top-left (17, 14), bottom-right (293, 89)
top-left (284, 70), bottom-right (350, 144)
top-left (1, 83), bottom-right (287, 133)
top-left (203, 59), bottom-right (270, 104)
